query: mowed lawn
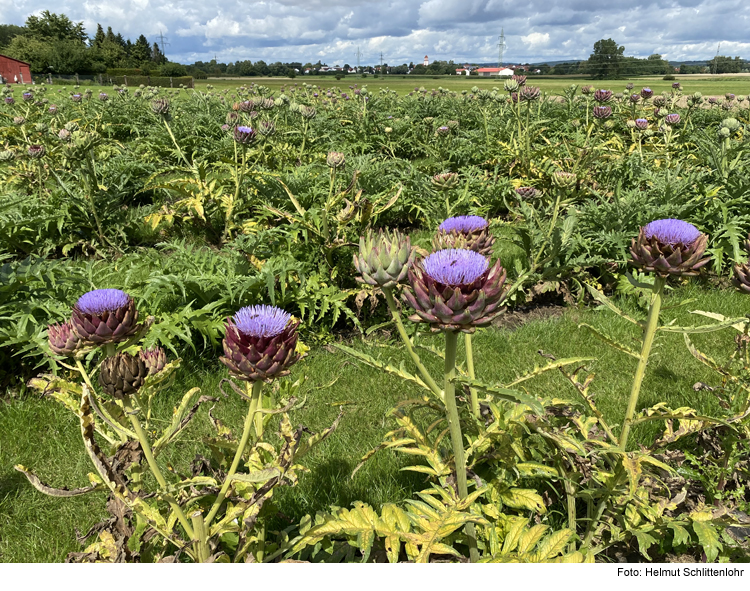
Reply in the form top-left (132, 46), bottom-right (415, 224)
top-left (1, 283), bottom-right (748, 562)
top-left (198, 75), bottom-right (750, 97)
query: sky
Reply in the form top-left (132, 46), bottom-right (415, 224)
top-left (1, 0), bottom-right (749, 66)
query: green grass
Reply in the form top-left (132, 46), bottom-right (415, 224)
top-left (1, 283), bottom-right (747, 562)
top-left (195, 75), bottom-right (750, 97)
top-left (41, 74), bottom-right (750, 99)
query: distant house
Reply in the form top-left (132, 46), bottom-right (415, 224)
top-left (455, 69), bottom-right (470, 75)
top-left (476, 67), bottom-right (514, 77)
top-left (0, 54), bottom-right (32, 84)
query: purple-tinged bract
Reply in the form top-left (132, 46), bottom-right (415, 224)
top-left (594, 89), bottom-right (612, 103)
top-left (635, 118), bottom-right (649, 130)
top-left (220, 306), bottom-right (300, 382)
top-left (99, 352), bottom-right (148, 400)
top-left (71, 289), bottom-right (140, 345)
top-left (48, 321), bottom-right (82, 356)
top-left (593, 105), bottom-right (612, 119)
top-left (641, 87), bottom-right (653, 99)
top-left (5, 96), bottom-right (14, 105)
top-left (139, 346), bottom-right (168, 375)
top-left (403, 249), bottom-right (507, 333)
top-left (233, 125), bottom-right (256, 145)
top-left (630, 219), bottom-right (710, 278)
top-left (515, 186), bottom-right (539, 199)
top-left (665, 113), bottom-right (681, 125)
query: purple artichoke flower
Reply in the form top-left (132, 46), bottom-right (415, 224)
top-left (629, 93), bottom-right (640, 103)
top-left (594, 89), bottom-right (612, 103)
top-left (233, 125), bottom-right (256, 145)
top-left (71, 289), bottom-right (140, 345)
top-left (48, 321), bottom-right (82, 356)
top-left (708, 97), bottom-right (718, 105)
top-left (5, 96), bottom-right (14, 105)
top-left (630, 219), bottom-right (710, 277)
top-left (512, 74), bottom-right (527, 86)
top-left (672, 82), bottom-right (681, 89)
top-left (436, 125), bottom-right (451, 135)
top-left (48, 104), bottom-right (58, 114)
top-left (99, 352), bottom-right (148, 400)
top-left (726, 93), bottom-right (735, 101)
top-left (665, 113), bottom-right (680, 125)
top-left (98, 93), bottom-right (108, 101)
top-left (58, 128), bottom-right (71, 141)
top-left (581, 85), bottom-right (593, 95)
top-left (220, 305), bottom-right (300, 382)
top-left (403, 249), bottom-right (507, 333)
top-left (434, 216), bottom-right (495, 256)
top-left (593, 105), bottom-right (612, 119)
top-left (640, 87), bottom-right (653, 99)
top-left (22, 92), bottom-right (33, 102)
top-left (635, 118), bottom-right (649, 130)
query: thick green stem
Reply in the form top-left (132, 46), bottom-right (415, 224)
top-left (444, 331), bottom-right (479, 563)
top-left (619, 275), bottom-right (666, 450)
top-left (162, 117), bottom-right (191, 169)
top-left (223, 144), bottom-right (247, 243)
top-left (382, 287), bottom-right (442, 400)
top-left (75, 359), bottom-right (134, 440)
top-left (124, 402), bottom-right (195, 539)
top-left (205, 380), bottom-right (263, 528)
top-left (465, 333), bottom-right (479, 418)
top-left (191, 511), bottom-right (211, 563)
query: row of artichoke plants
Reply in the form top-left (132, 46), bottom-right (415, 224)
top-left (17, 202), bottom-right (750, 561)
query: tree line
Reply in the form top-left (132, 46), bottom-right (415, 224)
top-left (0, 11), bottom-right (184, 76)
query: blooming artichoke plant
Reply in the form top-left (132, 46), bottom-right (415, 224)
top-left (403, 249), bottom-right (506, 333)
top-left (71, 289), bottom-right (140, 345)
top-left (139, 346), bottom-right (168, 375)
top-left (433, 216), bottom-right (496, 256)
top-left (233, 125), bottom-right (256, 145)
top-left (220, 305), bottom-right (300, 382)
top-left (354, 229), bottom-right (414, 290)
top-left (629, 219), bottom-right (710, 277)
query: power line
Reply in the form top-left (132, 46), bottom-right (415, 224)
top-left (153, 30), bottom-right (170, 60)
top-left (355, 46), bottom-right (363, 72)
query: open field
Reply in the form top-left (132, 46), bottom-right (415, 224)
top-left (200, 75), bottom-right (750, 97)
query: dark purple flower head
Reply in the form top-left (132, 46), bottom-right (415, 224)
top-left (672, 82), bottom-right (681, 89)
top-left (5, 96), bottom-right (14, 105)
top-left (76, 289), bottom-right (131, 315)
top-left (629, 93), bottom-right (640, 103)
top-left (422, 249), bottom-right (489, 286)
top-left (665, 113), bottom-right (680, 125)
top-left (98, 92), bottom-right (108, 101)
top-left (593, 105), bottom-right (612, 119)
top-left (644, 219), bottom-right (701, 245)
top-left (48, 104), bottom-right (57, 114)
top-left (594, 89), bottom-right (612, 103)
top-left (641, 87), bottom-right (653, 99)
top-left (726, 93), bottom-right (735, 101)
top-left (233, 305), bottom-right (292, 338)
top-left (233, 125), bottom-right (256, 144)
top-left (635, 118), bottom-right (649, 130)
top-left (22, 92), bottom-right (33, 101)
top-left (438, 216), bottom-right (489, 234)
top-left (71, 93), bottom-right (82, 102)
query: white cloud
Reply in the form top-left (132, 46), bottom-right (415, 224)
top-left (1, 0), bottom-right (748, 64)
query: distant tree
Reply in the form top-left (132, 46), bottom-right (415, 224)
top-left (106, 27), bottom-right (116, 44)
top-left (0, 24), bottom-right (25, 48)
top-left (587, 38), bottom-right (624, 79)
top-left (160, 62), bottom-right (187, 76)
top-left (708, 55), bottom-right (744, 74)
top-left (151, 42), bottom-right (166, 64)
top-left (131, 35), bottom-right (151, 63)
top-left (26, 11), bottom-right (86, 42)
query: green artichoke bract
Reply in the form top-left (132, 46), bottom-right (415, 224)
top-left (629, 219), bottom-right (710, 278)
top-left (354, 229), bottom-right (415, 290)
top-left (98, 352), bottom-right (148, 400)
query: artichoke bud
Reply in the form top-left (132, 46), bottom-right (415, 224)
top-left (48, 321), bottom-right (82, 357)
top-left (139, 346), bottom-right (167, 375)
top-left (354, 229), bottom-right (415, 290)
top-left (151, 98), bottom-right (170, 116)
top-left (431, 172), bottom-right (459, 191)
top-left (326, 151), bottom-right (345, 169)
top-left (552, 171), bottom-right (577, 189)
top-left (98, 352), bottom-right (148, 400)
top-left (503, 79), bottom-right (519, 93)
top-left (0, 149), bottom-right (15, 162)
top-left (515, 186), bottom-right (539, 199)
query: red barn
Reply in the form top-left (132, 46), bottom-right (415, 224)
top-left (0, 54), bottom-right (32, 84)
